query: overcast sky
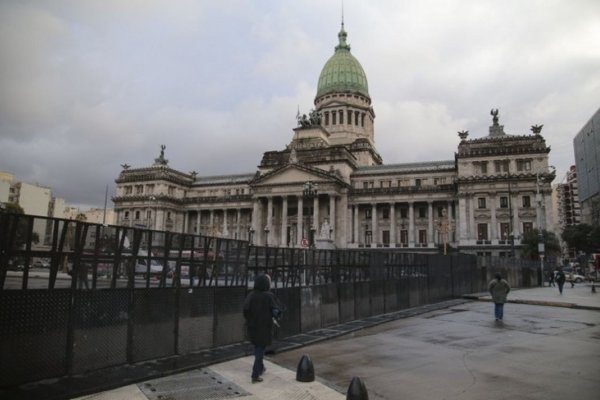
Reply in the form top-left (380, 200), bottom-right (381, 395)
top-left (1, 0), bottom-right (599, 209)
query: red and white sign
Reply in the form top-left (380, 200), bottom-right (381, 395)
top-left (300, 238), bottom-right (309, 248)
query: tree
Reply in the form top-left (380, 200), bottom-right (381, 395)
top-left (521, 229), bottom-right (560, 260)
top-left (561, 224), bottom-right (600, 255)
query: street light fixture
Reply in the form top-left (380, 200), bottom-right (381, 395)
top-left (264, 226), bottom-right (270, 247)
top-left (302, 181), bottom-right (318, 248)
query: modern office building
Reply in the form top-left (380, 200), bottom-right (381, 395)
top-left (113, 24), bottom-right (555, 257)
top-left (574, 107), bottom-right (600, 226)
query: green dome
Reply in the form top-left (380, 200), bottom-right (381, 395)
top-left (316, 24), bottom-right (369, 99)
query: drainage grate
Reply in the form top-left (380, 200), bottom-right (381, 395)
top-left (138, 368), bottom-right (250, 400)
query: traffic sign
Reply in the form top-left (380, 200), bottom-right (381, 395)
top-left (301, 238), bottom-right (309, 248)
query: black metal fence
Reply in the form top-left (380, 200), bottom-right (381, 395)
top-left (0, 213), bottom-right (541, 389)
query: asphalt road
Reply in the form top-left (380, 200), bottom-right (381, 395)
top-left (272, 300), bottom-right (600, 400)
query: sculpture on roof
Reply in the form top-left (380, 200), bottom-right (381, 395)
top-left (297, 109), bottom-right (322, 128)
top-left (530, 124), bottom-right (544, 135)
top-left (458, 130), bottom-right (469, 140)
top-left (154, 144), bottom-right (169, 166)
top-left (120, 163), bottom-right (131, 170)
top-left (490, 109), bottom-right (499, 126)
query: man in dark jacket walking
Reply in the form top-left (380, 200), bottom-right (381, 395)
top-left (489, 272), bottom-right (510, 321)
top-left (243, 274), bottom-right (282, 383)
top-left (556, 267), bottom-right (566, 294)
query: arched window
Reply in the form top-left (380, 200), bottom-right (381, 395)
top-left (324, 112), bottom-right (329, 125)
top-left (361, 113), bottom-right (365, 127)
top-left (355, 111), bottom-right (359, 125)
top-left (348, 110), bottom-right (353, 125)
top-left (332, 111), bottom-right (337, 125)
top-left (339, 110), bottom-right (344, 124)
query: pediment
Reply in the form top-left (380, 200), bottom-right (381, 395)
top-left (252, 163), bottom-right (346, 188)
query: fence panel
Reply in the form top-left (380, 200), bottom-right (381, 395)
top-left (300, 286), bottom-right (321, 332)
top-left (354, 281), bottom-right (371, 319)
top-left (0, 290), bottom-right (70, 386)
top-left (178, 287), bottom-right (215, 354)
top-left (131, 288), bottom-right (177, 363)
top-left (338, 282), bottom-right (355, 322)
top-left (272, 287), bottom-right (301, 338)
top-left (320, 284), bottom-right (340, 328)
top-left (213, 287), bottom-right (246, 346)
top-left (71, 289), bottom-right (129, 374)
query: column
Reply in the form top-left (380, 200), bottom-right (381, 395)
top-left (281, 196), bottom-right (288, 247)
top-left (266, 196), bottom-right (273, 245)
top-left (339, 194), bottom-right (348, 247)
top-left (297, 196), bottom-right (303, 246)
top-left (353, 205), bottom-right (359, 244)
top-left (447, 201), bottom-right (453, 243)
top-left (390, 203), bottom-right (396, 247)
top-left (196, 210), bottom-right (201, 234)
top-left (408, 202), bottom-right (415, 246)
top-left (222, 209), bottom-right (228, 237)
top-left (371, 203), bottom-right (377, 246)
top-left (182, 212), bottom-right (187, 233)
top-left (209, 209), bottom-right (214, 235)
top-left (428, 201), bottom-right (434, 246)
top-left (236, 208), bottom-right (241, 240)
top-left (512, 193), bottom-right (520, 238)
top-left (329, 195), bottom-right (336, 240)
top-left (490, 194), bottom-right (497, 241)
top-left (458, 196), bottom-right (468, 241)
top-left (313, 196), bottom-right (319, 231)
top-left (252, 199), bottom-right (260, 243)
top-left (469, 196), bottom-right (476, 241)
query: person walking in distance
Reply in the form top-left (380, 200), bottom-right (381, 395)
top-left (489, 272), bottom-right (510, 321)
top-left (243, 274), bottom-right (283, 383)
top-left (556, 267), bottom-right (566, 294)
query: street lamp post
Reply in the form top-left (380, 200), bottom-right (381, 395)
top-left (247, 226), bottom-right (255, 246)
top-left (302, 181), bottom-right (318, 248)
top-left (264, 226), bottom-right (270, 247)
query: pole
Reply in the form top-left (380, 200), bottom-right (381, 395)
top-left (103, 184), bottom-right (108, 225)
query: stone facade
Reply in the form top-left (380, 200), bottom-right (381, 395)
top-left (113, 25), bottom-right (555, 257)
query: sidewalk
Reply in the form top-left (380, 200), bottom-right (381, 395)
top-left (31, 284), bottom-right (600, 399)
top-left (463, 282), bottom-right (600, 310)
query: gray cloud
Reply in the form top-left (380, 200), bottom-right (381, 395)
top-left (1, 0), bottom-right (599, 209)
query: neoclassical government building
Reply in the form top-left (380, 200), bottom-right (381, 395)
top-left (113, 24), bottom-right (555, 257)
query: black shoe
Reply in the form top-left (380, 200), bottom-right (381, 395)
top-left (252, 377), bottom-right (263, 383)
top-left (260, 367), bottom-right (266, 376)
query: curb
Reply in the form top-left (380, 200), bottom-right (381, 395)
top-left (462, 294), bottom-right (600, 311)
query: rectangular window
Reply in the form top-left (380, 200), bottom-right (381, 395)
top-left (500, 223), bottom-right (510, 240)
top-left (522, 196), bottom-right (531, 208)
top-left (418, 207), bottom-right (426, 218)
top-left (500, 196), bottom-right (508, 208)
top-left (382, 208), bottom-right (389, 219)
top-left (355, 111), bottom-right (359, 125)
top-left (325, 112), bottom-right (329, 125)
top-left (481, 162), bottom-right (488, 174)
top-left (418, 229), bottom-right (427, 244)
top-left (135, 211), bottom-right (141, 220)
top-left (125, 186), bottom-right (133, 195)
top-left (124, 211), bottom-right (130, 219)
top-left (400, 230), bottom-right (408, 244)
top-left (400, 208), bottom-right (408, 218)
top-left (382, 230), bottom-right (390, 245)
top-left (332, 112), bottom-right (337, 125)
top-left (415, 179), bottom-right (422, 187)
top-left (477, 223), bottom-right (488, 240)
top-left (339, 110), bottom-right (344, 124)
top-left (523, 222), bottom-right (533, 233)
top-left (135, 185), bottom-right (143, 194)
top-left (478, 197), bottom-right (487, 209)
top-left (347, 110), bottom-right (353, 125)
top-left (363, 182), bottom-right (369, 189)
top-left (517, 160), bottom-right (532, 171)
top-left (365, 231), bottom-right (372, 245)
top-left (494, 160), bottom-right (510, 173)
top-left (365, 208), bottom-right (372, 219)
top-left (361, 113), bottom-right (365, 127)
top-left (146, 210), bottom-right (151, 219)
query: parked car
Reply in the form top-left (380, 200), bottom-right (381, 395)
top-left (562, 268), bottom-right (585, 283)
top-left (32, 259), bottom-right (50, 269)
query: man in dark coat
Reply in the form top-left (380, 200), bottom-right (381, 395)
top-left (489, 272), bottom-right (510, 321)
top-left (556, 267), bottom-right (566, 294)
top-left (243, 274), bottom-right (282, 383)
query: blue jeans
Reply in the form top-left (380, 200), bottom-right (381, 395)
top-left (494, 303), bottom-right (504, 320)
top-left (252, 345), bottom-right (266, 379)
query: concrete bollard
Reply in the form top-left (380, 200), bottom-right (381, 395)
top-left (296, 354), bottom-right (315, 382)
top-left (347, 376), bottom-right (369, 400)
